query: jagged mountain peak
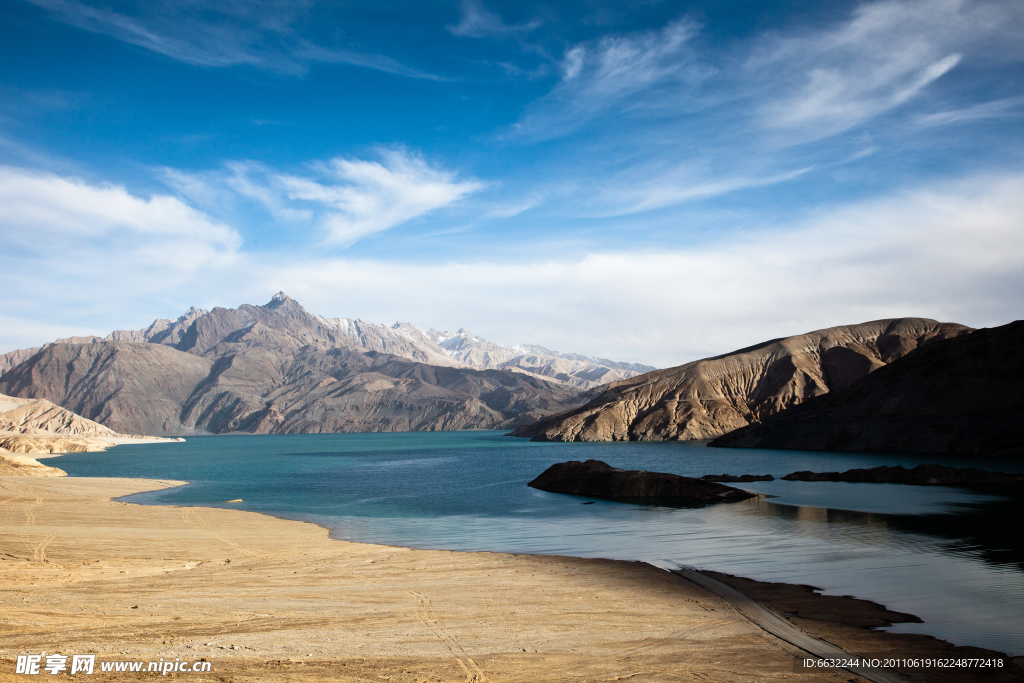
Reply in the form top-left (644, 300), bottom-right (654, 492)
top-left (266, 291), bottom-right (296, 310)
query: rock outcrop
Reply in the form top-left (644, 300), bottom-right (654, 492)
top-left (527, 459), bottom-right (757, 501)
top-left (710, 321), bottom-right (1023, 457)
top-left (780, 464), bottom-right (1024, 486)
top-left (512, 319), bottom-right (970, 443)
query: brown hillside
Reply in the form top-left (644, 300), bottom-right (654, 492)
top-left (512, 318), bottom-right (970, 442)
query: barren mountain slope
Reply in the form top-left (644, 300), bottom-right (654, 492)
top-left (0, 313), bottom-right (587, 436)
top-left (0, 342), bottom-right (216, 435)
top-left (2, 294), bottom-right (650, 391)
top-left (710, 321), bottom-right (1023, 456)
top-left (512, 318), bottom-right (971, 442)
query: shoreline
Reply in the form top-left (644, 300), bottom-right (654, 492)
top-left (2, 475), bottom-right (1022, 682)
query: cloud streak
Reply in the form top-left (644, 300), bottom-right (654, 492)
top-left (749, 0), bottom-right (984, 139)
top-left (280, 150), bottom-right (484, 245)
top-left (22, 0), bottom-right (437, 78)
top-left (447, 0), bottom-right (540, 39)
top-left (164, 149), bottom-right (483, 247)
top-left (510, 18), bottom-right (703, 141)
top-left (502, 0), bottom-right (1024, 218)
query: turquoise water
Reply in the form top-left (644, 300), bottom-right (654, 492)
top-left (46, 431), bottom-right (1024, 655)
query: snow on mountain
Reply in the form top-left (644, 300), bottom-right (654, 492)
top-left (2, 293), bottom-right (656, 389)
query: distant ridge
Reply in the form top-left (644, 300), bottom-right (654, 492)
top-left (1, 292), bottom-right (652, 390)
top-left (0, 294), bottom-right (603, 436)
top-left (511, 318), bottom-right (971, 442)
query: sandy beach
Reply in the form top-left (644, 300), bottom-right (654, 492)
top-left (1, 476), bottom-right (1020, 683)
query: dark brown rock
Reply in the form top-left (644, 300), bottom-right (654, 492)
top-left (512, 319), bottom-right (970, 443)
top-left (527, 459), bottom-right (757, 501)
top-left (711, 321), bottom-right (1024, 457)
top-left (781, 464), bottom-right (1024, 486)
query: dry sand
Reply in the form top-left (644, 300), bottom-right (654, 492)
top-left (0, 477), bottom-right (1019, 682)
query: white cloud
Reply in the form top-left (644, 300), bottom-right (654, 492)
top-left (514, 0), bottom-right (1023, 146)
top-left (0, 165), bottom-right (244, 338)
top-left (278, 150), bottom-right (484, 245)
top-left (510, 18), bottom-right (703, 140)
top-left (447, 0), bottom-right (540, 39)
top-left (750, 0), bottom-right (1023, 139)
top-left (159, 150), bottom-right (483, 247)
top-left (596, 165), bottom-right (814, 216)
top-left (271, 173), bottom-right (1024, 366)
top-left (0, 166), bottom-right (239, 251)
top-left (916, 96), bottom-right (1024, 127)
top-left (3, 167), bottom-right (1021, 368)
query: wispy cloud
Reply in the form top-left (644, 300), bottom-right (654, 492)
top-left (503, 0), bottom-right (1024, 218)
top-left (599, 166), bottom-right (815, 216)
top-left (280, 150), bottom-right (484, 245)
top-left (915, 96), bottom-right (1024, 127)
top-left (22, 0), bottom-right (436, 78)
top-left (164, 149), bottom-right (483, 247)
top-left (447, 0), bottom-right (540, 39)
top-left (509, 18), bottom-right (704, 141)
top-left (513, 0), bottom-right (1024, 143)
top-left (749, 1), bottom-right (984, 139)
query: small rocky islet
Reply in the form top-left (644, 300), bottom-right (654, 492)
top-left (528, 459), bottom-right (758, 501)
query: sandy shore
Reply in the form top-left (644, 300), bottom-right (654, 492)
top-left (1, 477), bottom-right (1020, 682)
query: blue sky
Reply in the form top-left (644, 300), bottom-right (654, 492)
top-left (1, 0), bottom-right (1022, 366)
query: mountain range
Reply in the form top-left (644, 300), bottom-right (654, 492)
top-left (5, 299), bottom-right (1015, 457)
top-left (0, 294), bottom-right (652, 436)
top-left (0, 293), bottom-right (654, 389)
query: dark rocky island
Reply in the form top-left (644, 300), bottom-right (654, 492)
top-left (711, 321), bottom-right (1024, 457)
top-left (781, 464), bottom-right (1024, 487)
top-left (700, 473), bottom-right (774, 482)
top-left (528, 459), bottom-right (757, 501)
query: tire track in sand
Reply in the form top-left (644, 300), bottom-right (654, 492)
top-left (403, 589), bottom-right (486, 682)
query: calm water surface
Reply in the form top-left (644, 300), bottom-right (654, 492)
top-left (46, 431), bottom-right (1024, 655)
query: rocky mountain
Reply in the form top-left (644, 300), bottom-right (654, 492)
top-left (0, 307), bottom-right (209, 374)
top-left (424, 329), bottom-right (655, 388)
top-left (511, 318), bottom-right (971, 442)
top-left (1, 293), bottom-right (651, 389)
top-left (710, 321), bottom-right (1023, 457)
top-left (0, 295), bottom-right (591, 436)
